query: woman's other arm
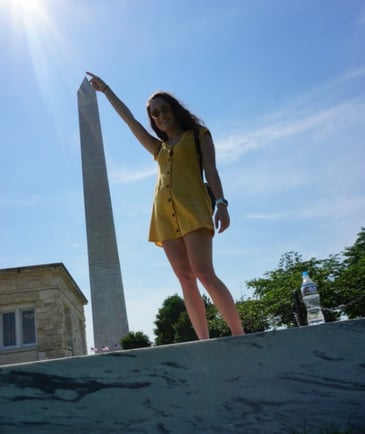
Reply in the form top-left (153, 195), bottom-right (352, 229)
top-left (200, 131), bottom-right (230, 233)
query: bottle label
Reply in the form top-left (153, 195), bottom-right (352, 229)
top-left (302, 284), bottom-right (317, 296)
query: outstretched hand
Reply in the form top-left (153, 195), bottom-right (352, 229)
top-left (86, 72), bottom-right (107, 92)
top-left (215, 206), bottom-right (230, 233)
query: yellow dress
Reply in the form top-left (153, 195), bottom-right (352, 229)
top-left (148, 127), bottom-right (214, 246)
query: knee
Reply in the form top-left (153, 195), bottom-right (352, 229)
top-left (193, 266), bottom-right (215, 287)
top-left (174, 266), bottom-right (196, 287)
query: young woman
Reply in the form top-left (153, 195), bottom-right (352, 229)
top-left (87, 72), bottom-right (244, 339)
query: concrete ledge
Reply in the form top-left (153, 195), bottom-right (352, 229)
top-left (1, 319), bottom-right (365, 433)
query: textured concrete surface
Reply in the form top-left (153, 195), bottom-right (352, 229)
top-left (0, 319), bottom-right (364, 434)
top-left (78, 77), bottom-right (129, 349)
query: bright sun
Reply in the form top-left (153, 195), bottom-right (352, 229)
top-left (11, 0), bottom-right (43, 14)
top-left (1, 0), bottom-right (58, 81)
top-left (0, 0), bottom-right (46, 28)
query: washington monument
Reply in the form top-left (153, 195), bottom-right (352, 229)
top-left (77, 77), bottom-right (129, 350)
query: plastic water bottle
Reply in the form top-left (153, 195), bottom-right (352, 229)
top-left (300, 271), bottom-right (325, 326)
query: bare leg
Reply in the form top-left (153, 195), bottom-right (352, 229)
top-left (162, 238), bottom-right (209, 339)
top-left (183, 229), bottom-right (244, 336)
top-left (163, 229), bottom-right (244, 338)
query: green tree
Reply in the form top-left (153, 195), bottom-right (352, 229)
top-left (154, 294), bottom-right (196, 345)
top-left (154, 293), bottom-right (265, 343)
top-left (204, 295), bottom-right (267, 335)
top-left (204, 295), bottom-right (230, 338)
top-left (236, 298), bottom-right (269, 333)
top-left (154, 293), bottom-right (233, 344)
top-left (246, 251), bottom-right (343, 327)
top-left (120, 331), bottom-right (152, 349)
top-left (335, 227), bottom-right (365, 318)
top-left (173, 310), bottom-right (197, 342)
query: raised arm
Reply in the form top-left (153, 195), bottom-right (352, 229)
top-left (86, 72), bottom-right (161, 155)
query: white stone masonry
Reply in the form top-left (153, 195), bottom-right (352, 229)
top-left (77, 78), bottom-right (129, 350)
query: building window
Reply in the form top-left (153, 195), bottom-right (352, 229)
top-left (22, 310), bottom-right (36, 345)
top-left (3, 312), bottom-right (16, 347)
top-left (0, 308), bottom-right (36, 349)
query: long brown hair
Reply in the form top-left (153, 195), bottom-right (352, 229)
top-left (147, 91), bottom-right (204, 141)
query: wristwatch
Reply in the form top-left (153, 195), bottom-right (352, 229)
top-left (216, 198), bottom-right (228, 207)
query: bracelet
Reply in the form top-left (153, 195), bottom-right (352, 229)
top-left (102, 85), bottom-right (110, 93)
top-left (216, 198), bottom-right (228, 207)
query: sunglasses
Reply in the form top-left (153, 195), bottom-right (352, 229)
top-left (150, 104), bottom-right (170, 119)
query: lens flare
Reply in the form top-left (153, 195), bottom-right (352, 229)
top-left (14, 0), bottom-right (42, 13)
top-left (1, 0), bottom-right (78, 149)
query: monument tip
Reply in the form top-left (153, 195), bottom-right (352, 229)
top-left (78, 76), bottom-right (95, 97)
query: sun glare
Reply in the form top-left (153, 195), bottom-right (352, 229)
top-left (3, 0), bottom-right (62, 97)
top-left (8, 0), bottom-right (46, 26)
top-left (3, 0), bottom-right (42, 18)
top-left (15, 0), bottom-right (42, 13)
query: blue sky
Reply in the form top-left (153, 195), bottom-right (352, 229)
top-left (1, 0), bottom-right (364, 349)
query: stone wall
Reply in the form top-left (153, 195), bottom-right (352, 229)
top-left (0, 319), bottom-right (364, 434)
top-left (0, 264), bottom-right (87, 365)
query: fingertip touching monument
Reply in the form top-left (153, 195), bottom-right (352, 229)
top-left (77, 77), bottom-right (129, 350)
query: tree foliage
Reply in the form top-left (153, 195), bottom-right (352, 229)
top-left (120, 331), bottom-right (152, 349)
top-left (236, 298), bottom-right (269, 333)
top-left (334, 227), bottom-right (365, 318)
top-left (204, 295), bottom-right (230, 338)
top-left (247, 228), bottom-right (365, 327)
top-left (246, 251), bottom-right (344, 326)
top-left (204, 295), bottom-right (269, 336)
top-left (154, 294), bottom-right (266, 345)
top-left (154, 294), bottom-right (197, 345)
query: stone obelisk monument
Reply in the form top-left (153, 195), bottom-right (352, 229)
top-left (77, 77), bottom-right (129, 350)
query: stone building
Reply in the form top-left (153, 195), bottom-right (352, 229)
top-left (0, 263), bottom-right (88, 366)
